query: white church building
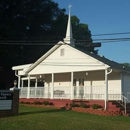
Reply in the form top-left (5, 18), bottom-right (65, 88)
top-left (12, 6), bottom-right (130, 109)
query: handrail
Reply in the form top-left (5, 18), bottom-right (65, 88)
top-left (127, 92), bottom-right (130, 102)
top-left (116, 95), bottom-right (127, 114)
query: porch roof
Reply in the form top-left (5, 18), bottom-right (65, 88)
top-left (21, 77), bottom-right (36, 80)
top-left (12, 64), bottom-right (32, 70)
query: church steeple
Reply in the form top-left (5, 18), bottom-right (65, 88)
top-left (64, 4), bottom-right (75, 46)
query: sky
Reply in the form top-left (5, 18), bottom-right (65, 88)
top-left (54, 0), bottom-right (130, 63)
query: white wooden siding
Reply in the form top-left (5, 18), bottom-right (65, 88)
top-left (123, 74), bottom-right (130, 98)
top-left (29, 45), bottom-right (109, 75)
top-left (108, 72), bottom-right (121, 94)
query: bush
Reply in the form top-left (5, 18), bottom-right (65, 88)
top-left (80, 103), bottom-right (89, 108)
top-left (24, 102), bottom-right (31, 104)
top-left (91, 104), bottom-right (102, 109)
top-left (20, 101), bottom-right (25, 104)
top-left (70, 102), bottom-right (79, 107)
top-left (33, 101), bottom-right (43, 105)
top-left (49, 102), bottom-right (54, 105)
top-left (43, 101), bottom-right (50, 105)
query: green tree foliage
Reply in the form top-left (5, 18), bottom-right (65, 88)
top-left (0, 0), bottom-right (66, 40)
top-left (0, 0), bottom-right (97, 75)
top-left (123, 63), bottom-right (130, 67)
top-left (71, 15), bottom-right (97, 53)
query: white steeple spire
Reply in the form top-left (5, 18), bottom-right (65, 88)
top-left (64, 4), bottom-right (75, 46)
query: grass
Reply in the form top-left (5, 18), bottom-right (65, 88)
top-left (0, 106), bottom-right (130, 130)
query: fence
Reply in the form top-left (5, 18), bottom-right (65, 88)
top-left (19, 86), bottom-right (122, 100)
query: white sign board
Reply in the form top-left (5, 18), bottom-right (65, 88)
top-left (0, 91), bottom-right (13, 110)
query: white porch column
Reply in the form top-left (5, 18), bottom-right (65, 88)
top-left (18, 76), bottom-right (21, 88)
top-left (71, 72), bottom-right (74, 100)
top-left (51, 73), bottom-right (54, 99)
top-left (84, 86), bottom-right (86, 98)
top-left (21, 80), bottom-right (24, 88)
top-left (27, 76), bottom-right (30, 99)
top-left (35, 78), bottom-right (38, 98)
top-left (35, 78), bottom-right (38, 88)
top-left (105, 69), bottom-right (108, 110)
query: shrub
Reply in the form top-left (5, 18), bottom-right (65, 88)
top-left (49, 102), bottom-right (54, 106)
top-left (34, 101), bottom-right (43, 105)
top-left (80, 103), bottom-right (89, 108)
top-left (43, 101), bottom-right (50, 105)
top-left (20, 101), bottom-right (25, 104)
top-left (91, 104), bottom-right (102, 109)
top-left (70, 102), bottom-right (79, 107)
top-left (24, 102), bottom-right (31, 104)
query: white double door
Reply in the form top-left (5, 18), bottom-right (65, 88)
top-left (73, 78), bottom-right (85, 98)
top-left (73, 78), bottom-right (85, 87)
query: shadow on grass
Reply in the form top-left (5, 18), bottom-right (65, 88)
top-left (18, 108), bottom-right (67, 116)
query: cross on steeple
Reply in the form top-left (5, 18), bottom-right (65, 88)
top-left (68, 4), bottom-right (72, 14)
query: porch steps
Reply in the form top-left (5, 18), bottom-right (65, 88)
top-left (108, 101), bottom-right (130, 116)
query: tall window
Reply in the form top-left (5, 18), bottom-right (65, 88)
top-left (60, 48), bottom-right (64, 56)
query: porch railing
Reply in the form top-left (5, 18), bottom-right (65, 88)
top-left (19, 86), bottom-right (124, 101)
top-left (127, 92), bottom-right (130, 102)
top-left (20, 87), bottom-right (51, 98)
top-left (74, 86), bottom-right (105, 100)
top-left (54, 86), bottom-right (71, 99)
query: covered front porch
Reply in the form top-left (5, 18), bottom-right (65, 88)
top-left (17, 69), bottom-right (123, 108)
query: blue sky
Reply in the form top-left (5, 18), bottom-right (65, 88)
top-left (54, 0), bottom-right (130, 63)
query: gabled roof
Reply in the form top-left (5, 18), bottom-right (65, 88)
top-left (24, 41), bottom-right (65, 74)
top-left (73, 45), bottom-right (130, 73)
top-left (24, 41), bottom-right (130, 75)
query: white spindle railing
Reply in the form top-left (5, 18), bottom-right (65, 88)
top-left (19, 86), bottom-right (130, 104)
top-left (127, 92), bottom-right (130, 102)
top-left (108, 90), bottom-right (121, 100)
top-left (20, 87), bottom-right (27, 98)
top-left (20, 87), bottom-right (51, 98)
top-left (53, 86), bottom-right (71, 99)
top-left (74, 86), bottom-right (105, 100)
top-left (116, 95), bottom-right (127, 114)
top-left (108, 90), bottom-right (128, 114)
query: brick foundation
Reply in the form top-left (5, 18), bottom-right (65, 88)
top-left (71, 107), bottom-right (122, 116)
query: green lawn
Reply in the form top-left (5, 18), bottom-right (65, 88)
top-left (0, 106), bottom-right (130, 130)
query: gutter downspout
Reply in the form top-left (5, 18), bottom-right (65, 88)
top-left (105, 68), bottom-right (112, 110)
top-left (15, 70), bottom-right (21, 88)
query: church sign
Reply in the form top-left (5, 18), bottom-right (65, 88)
top-left (0, 91), bottom-right (13, 110)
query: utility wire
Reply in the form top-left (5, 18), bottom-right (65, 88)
top-left (0, 31), bottom-right (130, 41)
top-left (92, 32), bottom-right (130, 36)
top-left (0, 38), bottom-right (130, 45)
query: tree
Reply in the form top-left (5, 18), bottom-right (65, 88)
top-left (0, 0), bottom-right (66, 40)
top-left (123, 63), bottom-right (130, 67)
top-left (71, 16), bottom-right (95, 52)
top-left (0, 0), bottom-right (98, 88)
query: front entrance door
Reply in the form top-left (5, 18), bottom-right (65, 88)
top-left (73, 78), bottom-right (84, 86)
top-left (73, 78), bottom-right (85, 99)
